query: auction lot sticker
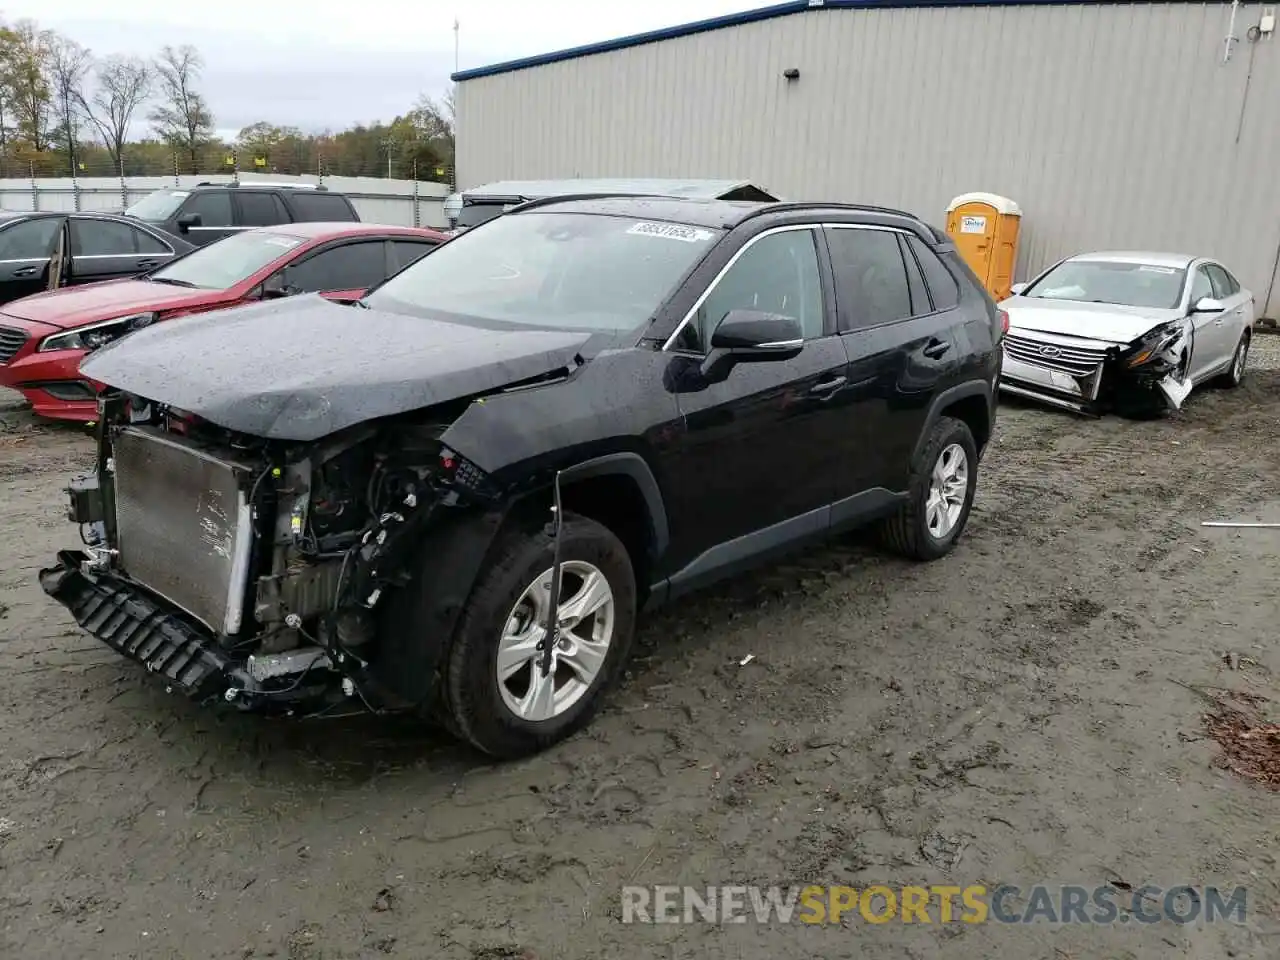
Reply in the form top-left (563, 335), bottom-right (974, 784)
top-left (627, 221), bottom-right (715, 243)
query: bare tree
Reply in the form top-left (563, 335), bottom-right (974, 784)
top-left (47, 35), bottom-right (91, 174)
top-left (148, 44), bottom-right (214, 172)
top-left (78, 54), bottom-right (151, 171)
top-left (410, 84), bottom-right (455, 166)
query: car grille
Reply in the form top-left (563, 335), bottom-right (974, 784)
top-left (112, 427), bottom-right (256, 635)
top-left (1003, 333), bottom-right (1109, 377)
top-left (0, 324), bottom-right (29, 364)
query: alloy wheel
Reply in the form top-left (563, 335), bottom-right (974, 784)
top-left (495, 561), bottom-right (616, 722)
top-left (1234, 338), bottom-right (1248, 381)
top-left (926, 443), bottom-right (969, 539)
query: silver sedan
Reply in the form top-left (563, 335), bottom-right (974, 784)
top-left (998, 251), bottom-right (1254, 416)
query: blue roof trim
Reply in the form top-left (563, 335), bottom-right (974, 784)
top-left (452, 0), bottom-right (1192, 82)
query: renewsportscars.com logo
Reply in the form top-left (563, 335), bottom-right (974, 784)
top-left (620, 884), bottom-right (1248, 926)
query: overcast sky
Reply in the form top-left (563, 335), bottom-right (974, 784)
top-left (12, 0), bottom-right (756, 140)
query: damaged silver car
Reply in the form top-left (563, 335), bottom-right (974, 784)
top-left (998, 252), bottom-right (1254, 416)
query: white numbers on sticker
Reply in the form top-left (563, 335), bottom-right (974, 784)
top-left (626, 221), bottom-right (714, 243)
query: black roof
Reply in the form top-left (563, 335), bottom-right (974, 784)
top-left (512, 194), bottom-right (938, 237)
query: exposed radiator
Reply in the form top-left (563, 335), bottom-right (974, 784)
top-left (112, 427), bottom-right (256, 635)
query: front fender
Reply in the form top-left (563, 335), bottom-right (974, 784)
top-left (370, 505), bottom-right (509, 711)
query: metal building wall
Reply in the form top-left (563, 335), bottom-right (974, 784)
top-left (456, 2), bottom-right (1280, 314)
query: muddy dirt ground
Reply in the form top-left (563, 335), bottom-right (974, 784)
top-left (2, 345), bottom-right (1280, 960)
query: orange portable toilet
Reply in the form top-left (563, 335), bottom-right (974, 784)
top-left (945, 193), bottom-right (1022, 302)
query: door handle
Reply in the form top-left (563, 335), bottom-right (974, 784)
top-left (922, 338), bottom-right (951, 359)
top-left (13, 266), bottom-right (37, 277)
top-left (137, 259), bottom-right (158, 268)
top-left (809, 375), bottom-right (848, 396)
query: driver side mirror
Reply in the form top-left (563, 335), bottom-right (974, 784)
top-left (175, 212), bottom-right (201, 233)
top-left (261, 270), bottom-right (300, 300)
top-left (699, 309), bottom-right (804, 383)
top-left (1191, 296), bottom-right (1224, 313)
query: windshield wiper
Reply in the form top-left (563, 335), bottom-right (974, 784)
top-left (352, 298), bottom-right (370, 309)
top-left (147, 277), bottom-right (197, 288)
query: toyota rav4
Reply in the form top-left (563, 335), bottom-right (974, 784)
top-left (40, 194), bottom-right (1004, 758)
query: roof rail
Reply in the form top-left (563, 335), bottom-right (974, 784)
top-left (739, 200), bottom-right (923, 222)
top-left (192, 180), bottom-right (327, 191)
top-left (504, 191), bottom-right (678, 213)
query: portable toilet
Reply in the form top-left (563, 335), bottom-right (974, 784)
top-left (945, 193), bottom-right (1022, 302)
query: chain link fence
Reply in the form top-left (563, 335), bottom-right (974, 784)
top-left (0, 145), bottom-right (455, 185)
top-left (0, 155), bottom-right (455, 230)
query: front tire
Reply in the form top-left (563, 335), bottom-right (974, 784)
top-left (878, 415), bottom-right (978, 561)
top-left (442, 512), bottom-right (636, 758)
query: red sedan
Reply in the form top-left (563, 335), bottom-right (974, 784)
top-left (0, 222), bottom-right (448, 422)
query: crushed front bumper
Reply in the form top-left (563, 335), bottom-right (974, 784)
top-left (39, 550), bottom-right (341, 713)
top-left (999, 354), bottom-right (1104, 415)
top-left (1000, 330), bottom-right (1193, 417)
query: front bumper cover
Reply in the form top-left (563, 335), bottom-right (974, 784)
top-left (39, 550), bottom-right (340, 713)
top-left (999, 324), bottom-right (1193, 417)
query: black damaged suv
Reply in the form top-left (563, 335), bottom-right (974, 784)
top-left (41, 195), bottom-right (1004, 758)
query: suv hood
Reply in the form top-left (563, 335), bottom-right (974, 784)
top-left (80, 294), bottom-right (594, 441)
top-left (1000, 297), bottom-right (1181, 345)
top-left (3, 279), bottom-right (215, 330)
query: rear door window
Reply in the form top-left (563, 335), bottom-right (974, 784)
top-left (288, 193), bottom-right (358, 222)
top-left (0, 218), bottom-right (62, 260)
top-left (238, 191), bottom-right (290, 227)
top-left (71, 218), bottom-right (171, 255)
top-left (183, 191), bottom-right (233, 227)
top-left (390, 239), bottom-right (438, 271)
top-left (825, 226), bottom-right (913, 330)
top-left (285, 241), bottom-right (388, 291)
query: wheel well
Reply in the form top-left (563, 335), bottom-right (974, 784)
top-left (940, 393), bottom-right (991, 452)
top-left (519, 473), bottom-right (655, 600)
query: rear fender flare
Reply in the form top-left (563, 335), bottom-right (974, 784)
top-left (911, 381), bottom-right (993, 465)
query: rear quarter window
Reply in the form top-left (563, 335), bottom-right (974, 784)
top-left (907, 235), bottom-right (961, 310)
top-left (288, 193), bottom-right (358, 222)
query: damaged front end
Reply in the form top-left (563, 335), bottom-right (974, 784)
top-left (40, 391), bottom-right (506, 716)
top-left (1000, 320), bottom-right (1193, 416)
top-left (1109, 321), bottom-right (1194, 414)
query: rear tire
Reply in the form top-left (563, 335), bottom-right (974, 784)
top-left (1217, 330), bottom-right (1250, 388)
top-left (441, 512), bottom-right (636, 758)
top-left (878, 415), bottom-right (977, 561)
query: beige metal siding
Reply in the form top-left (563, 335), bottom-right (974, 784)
top-left (457, 3), bottom-right (1280, 313)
